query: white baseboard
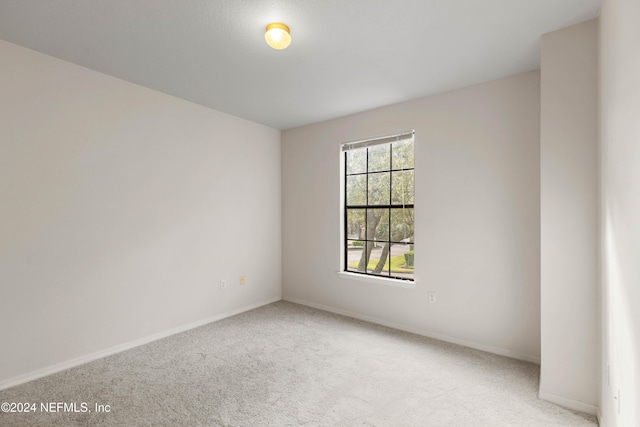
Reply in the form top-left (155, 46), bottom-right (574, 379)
top-left (283, 296), bottom-right (541, 365)
top-left (597, 408), bottom-right (604, 426)
top-left (539, 391), bottom-right (598, 416)
top-left (0, 296), bottom-right (281, 391)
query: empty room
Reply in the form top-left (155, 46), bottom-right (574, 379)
top-left (0, 0), bottom-right (638, 426)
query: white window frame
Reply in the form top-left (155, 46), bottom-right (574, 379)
top-left (338, 130), bottom-right (416, 288)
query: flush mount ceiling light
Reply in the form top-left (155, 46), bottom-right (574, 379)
top-left (265, 22), bottom-right (291, 50)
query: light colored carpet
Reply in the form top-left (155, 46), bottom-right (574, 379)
top-left (1, 301), bottom-right (597, 426)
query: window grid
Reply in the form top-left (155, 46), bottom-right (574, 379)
top-left (344, 140), bottom-right (414, 281)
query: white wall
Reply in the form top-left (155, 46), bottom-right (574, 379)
top-left (600, 0), bottom-right (640, 425)
top-left (282, 72), bottom-right (541, 362)
top-left (0, 41), bottom-right (281, 387)
top-left (539, 20), bottom-right (599, 412)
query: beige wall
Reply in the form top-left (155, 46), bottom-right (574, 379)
top-left (600, 0), bottom-right (640, 425)
top-left (282, 72), bottom-right (541, 362)
top-left (539, 19), bottom-right (599, 412)
top-left (0, 41), bottom-right (282, 387)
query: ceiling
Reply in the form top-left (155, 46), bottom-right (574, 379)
top-left (0, 0), bottom-right (601, 130)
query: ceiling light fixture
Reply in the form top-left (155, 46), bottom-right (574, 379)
top-left (265, 22), bottom-right (291, 50)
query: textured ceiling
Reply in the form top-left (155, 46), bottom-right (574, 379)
top-left (0, 0), bottom-right (601, 130)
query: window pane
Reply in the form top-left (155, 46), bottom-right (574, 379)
top-left (367, 242), bottom-right (391, 276)
top-left (346, 149), bottom-right (366, 175)
top-left (367, 208), bottom-right (389, 242)
top-left (346, 175), bottom-right (366, 206)
top-left (389, 243), bottom-right (414, 279)
top-left (368, 172), bottom-right (390, 205)
top-left (346, 243), bottom-right (366, 273)
top-left (346, 209), bottom-right (366, 240)
top-left (368, 144), bottom-right (391, 172)
top-left (390, 208), bottom-right (414, 243)
top-left (391, 170), bottom-right (414, 205)
top-left (392, 139), bottom-right (414, 170)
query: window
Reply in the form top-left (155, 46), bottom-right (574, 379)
top-left (342, 131), bottom-right (414, 281)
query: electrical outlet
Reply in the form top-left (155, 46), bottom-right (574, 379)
top-left (220, 279), bottom-right (227, 290)
top-left (428, 292), bottom-right (436, 303)
top-left (240, 275), bottom-right (245, 285)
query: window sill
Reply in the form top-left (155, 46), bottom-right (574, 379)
top-left (336, 271), bottom-right (417, 289)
